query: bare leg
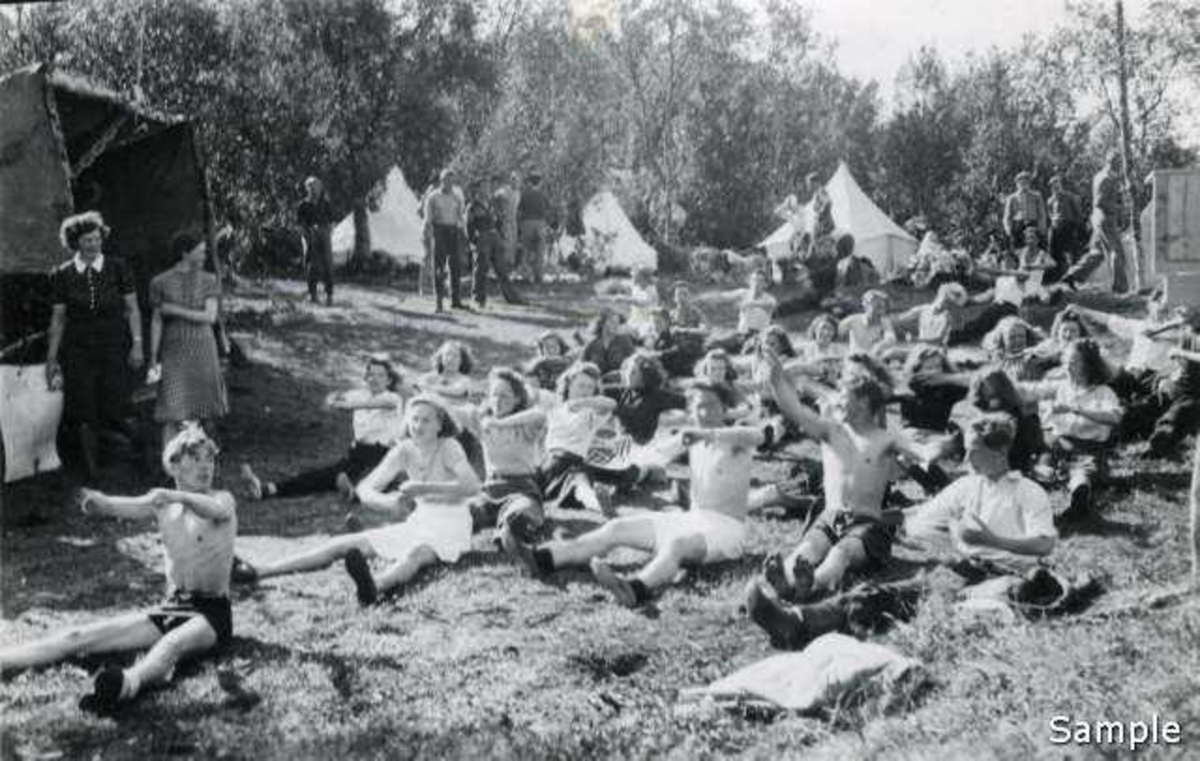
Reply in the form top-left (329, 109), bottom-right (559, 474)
top-left (251, 535), bottom-right (376, 579)
top-left (374, 545), bottom-right (440, 594)
top-left (812, 537), bottom-right (868, 594)
top-left (633, 534), bottom-right (706, 589)
top-left (542, 517), bottom-right (659, 568)
top-left (125, 617), bottom-right (217, 694)
top-left (0, 612), bottom-right (161, 674)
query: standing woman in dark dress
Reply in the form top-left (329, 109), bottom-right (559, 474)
top-left (149, 230), bottom-right (228, 445)
top-left (45, 212), bottom-right (144, 480)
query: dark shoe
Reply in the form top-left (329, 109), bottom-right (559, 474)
top-left (230, 556), bottom-right (259, 585)
top-left (344, 549), bottom-right (377, 606)
top-left (590, 559), bottom-right (639, 607)
top-left (451, 301), bottom-right (473, 312)
top-left (344, 512), bottom-right (364, 534)
top-left (1058, 483), bottom-right (1091, 525)
top-left (1148, 430), bottom-right (1174, 459)
top-left (743, 579), bottom-right (807, 650)
top-left (79, 667), bottom-right (124, 715)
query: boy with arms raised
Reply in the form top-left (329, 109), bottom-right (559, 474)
top-left (512, 381), bottom-right (764, 607)
top-left (0, 426), bottom-right (236, 714)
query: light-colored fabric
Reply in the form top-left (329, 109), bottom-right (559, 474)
top-left (757, 162), bottom-right (917, 277)
top-left (559, 191), bottom-right (658, 271)
top-left (684, 633), bottom-right (923, 712)
top-left (331, 166), bottom-right (425, 266)
top-left (649, 508), bottom-right (748, 563)
top-left (0, 364), bottom-right (63, 482)
top-left (425, 190), bottom-right (464, 227)
top-left (906, 471), bottom-right (1056, 567)
top-left (546, 402), bottom-right (610, 457)
top-left (993, 275), bottom-right (1024, 307)
top-left (688, 437), bottom-right (756, 517)
top-left (158, 497), bottom-right (237, 597)
top-left (72, 253), bottom-right (105, 274)
top-left (479, 412), bottom-right (547, 476)
top-left (626, 284), bottom-right (660, 338)
top-left (738, 293), bottom-right (777, 333)
top-left (1039, 383), bottom-right (1121, 442)
top-left (840, 314), bottom-right (894, 355)
top-left (362, 501), bottom-right (472, 563)
top-left (344, 389), bottom-right (404, 446)
top-left (916, 306), bottom-right (950, 344)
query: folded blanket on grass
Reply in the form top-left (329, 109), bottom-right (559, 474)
top-left (680, 633), bottom-right (925, 713)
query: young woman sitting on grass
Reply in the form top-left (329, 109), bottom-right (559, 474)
top-left (232, 396), bottom-right (481, 606)
top-left (241, 355), bottom-right (405, 502)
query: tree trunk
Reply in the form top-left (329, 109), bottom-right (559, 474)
top-left (353, 202), bottom-right (371, 263)
top-left (1115, 0), bottom-right (1144, 291)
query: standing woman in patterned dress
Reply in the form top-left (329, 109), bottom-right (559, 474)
top-left (149, 230), bottom-right (228, 447)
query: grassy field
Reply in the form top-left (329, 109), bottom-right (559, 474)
top-left (2, 278), bottom-right (1198, 760)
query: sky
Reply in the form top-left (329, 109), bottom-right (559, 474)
top-left (807, 0), bottom-right (1154, 95)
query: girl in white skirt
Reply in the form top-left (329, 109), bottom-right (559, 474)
top-left (232, 396), bottom-right (480, 605)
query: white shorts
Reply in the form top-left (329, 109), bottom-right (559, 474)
top-left (650, 509), bottom-right (748, 564)
top-left (361, 501), bottom-right (472, 564)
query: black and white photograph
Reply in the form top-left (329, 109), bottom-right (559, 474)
top-left (1, 0), bottom-right (1199, 757)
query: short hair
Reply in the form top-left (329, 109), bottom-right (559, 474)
top-left (968, 411), bottom-right (1017, 451)
top-left (527, 173), bottom-right (542, 185)
top-left (1015, 170), bottom-right (1032, 182)
top-left (621, 351), bottom-right (666, 391)
top-left (440, 168), bottom-right (455, 181)
top-left (556, 360), bottom-right (602, 401)
top-left (686, 379), bottom-right (733, 410)
top-left (535, 332), bottom-right (571, 357)
top-left (486, 367), bottom-right (532, 416)
top-left (1065, 338), bottom-right (1110, 386)
top-left (162, 423), bottom-right (219, 472)
top-left (694, 348), bottom-right (737, 383)
top-left (365, 355), bottom-right (403, 391)
top-left (406, 394), bottom-right (460, 438)
top-left (843, 374), bottom-right (888, 414)
top-left (433, 340), bottom-right (475, 376)
top-left (903, 344), bottom-right (954, 379)
top-left (807, 313), bottom-right (838, 341)
top-left (169, 229), bottom-right (206, 264)
top-left (60, 211), bottom-right (109, 251)
top-left (862, 289), bottom-right (889, 306)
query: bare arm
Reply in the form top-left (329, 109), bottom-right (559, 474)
top-left (958, 514), bottom-right (1054, 557)
top-left (754, 352), bottom-right (832, 441)
top-left (156, 488), bottom-right (235, 522)
top-left (683, 426), bottom-right (765, 449)
top-left (566, 396), bottom-right (617, 413)
top-left (45, 304), bottom-right (66, 384)
top-left (1169, 347), bottom-right (1200, 365)
top-left (124, 292), bottom-right (143, 366)
top-left (484, 408), bottom-right (546, 429)
top-left (150, 309), bottom-right (164, 366)
top-left (78, 488), bottom-right (157, 521)
top-left (355, 446), bottom-right (411, 514)
top-left (402, 454), bottom-right (481, 501)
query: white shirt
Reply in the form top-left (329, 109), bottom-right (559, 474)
top-left (344, 389), bottom-right (405, 446)
top-left (738, 292), bottom-right (777, 333)
top-left (546, 402), bottom-right (611, 456)
top-left (917, 306), bottom-right (951, 344)
top-left (840, 314), bottom-right (895, 355)
top-left (906, 471), bottom-right (1056, 567)
top-left (1025, 381), bottom-right (1121, 442)
top-left (72, 253), bottom-right (105, 273)
top-left (993, 275), bottom-right (1024, 307)
top-left (359, 438), bottom-right (470, 507)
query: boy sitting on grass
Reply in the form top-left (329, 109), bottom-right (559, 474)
top-left (744, 412), bottom-right (1057, 649)
top-left (752, 350), bottom-right (935, 604)
top-left (0, 426), bottom-right (236, 714)
top-left (512, 381), bottom-right (764, 607)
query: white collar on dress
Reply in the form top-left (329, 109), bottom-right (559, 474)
top-left (73, 253), bottom-right (104, 274)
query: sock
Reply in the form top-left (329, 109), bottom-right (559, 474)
top-left (533, 548), bottom-right (556, 576)
top-left (628, 578), bottom-right (650, 605)
top-left (120, 669), bottom-right (141, 700)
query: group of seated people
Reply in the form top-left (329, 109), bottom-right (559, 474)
top-left (5, 262), bottom-right (1198, 715)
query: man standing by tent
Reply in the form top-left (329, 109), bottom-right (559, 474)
top-left (1002, 171), bottom-right (1047, 252)
top-left (518, 173), bottom-right (553, 285)
top-left (423, 168), bottom-right (469, 312)
top-left (298, 176), bottom-right (337, 305)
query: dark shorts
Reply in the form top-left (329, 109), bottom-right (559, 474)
top-left (470, 474), bottom-right (544, 531)
top-left (147, 591), bottom-right (233, 649)
top-left (809, 510), bottom-right (895, 564)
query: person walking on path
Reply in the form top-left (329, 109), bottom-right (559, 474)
top-left (297, 176), bottom-right (337, 305)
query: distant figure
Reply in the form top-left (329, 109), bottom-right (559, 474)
top-left (1046, 174), bottom-right (1084, 283)
top-left (467, 178), bottom-right (522, 307)
top-left (518, 173), bottom-right (553, 285)
top-left (1002, 170), bottom-right (1047, 251)
top-left (1090, 152), bottom-right (1128, 294)
top-left (493, 172), bottom-right (521, 280)
top-left (297, 176), bottom-right (337, 305)
top-left (423, 169), bottom-right (469, 313)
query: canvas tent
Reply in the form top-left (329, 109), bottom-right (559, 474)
top-left (561, 191), bottom-right (657, 272)
top-left (331, 166), bottom-right (425, 266)
top-left (759, 162), bottom-right (916, 279)
top-left (0, 62), bottom-right (211, 481)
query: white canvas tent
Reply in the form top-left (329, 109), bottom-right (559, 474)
top-left (332, 166), bottom-right (424, 266)
top-left (562, 191), bottom-right (658, 271)
top-left (759, 162), bottom-right (917, 278)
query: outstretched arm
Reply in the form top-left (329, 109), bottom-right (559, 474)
top-left (78, 488), bottom-right (157, 521)
top-left (153, 488), bottom-right (235, 522)
top-left (956, 514), bottom-right (1055, 557)
top-left (753, 352), bottom-right (832, 441)
top-left (681, 426), bottom-right (765, 449)
top-left (484, 407), bottom-right (546, 429)
top-left (566, 396), bottom-right (617, 413)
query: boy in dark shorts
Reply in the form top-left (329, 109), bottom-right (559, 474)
top-left (0, 426), bottom-right (236, 714)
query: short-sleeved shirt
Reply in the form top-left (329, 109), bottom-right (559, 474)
top-left (905, 471), bottom-right (1056, 567)
top-left (477, 411), bottom-right (547, 477)
top-left (738, 293), bottom-right (777, 333)
top-left (426, 190), bottom-right (464, 227)
top-left (150, 267), bottom-right (220, 312)
top-left (372, 437), bottom-right (470, 506)
top-left (1035, 382), bottom-right (1122, 442)
top-left (342, 389), bottom-right (405, 446)
top-left (546, 402), bottom-right (610, 456)
top-left (52, 254), bottom-right (135, 349)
